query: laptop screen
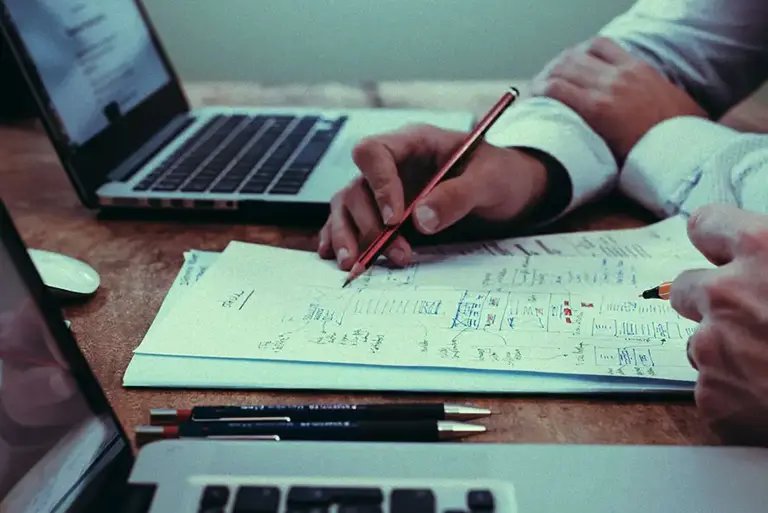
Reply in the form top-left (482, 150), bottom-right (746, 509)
top-left (1, 0), bottom-right (171, 146)
top-left (0, 213), bottom-right (128, 511)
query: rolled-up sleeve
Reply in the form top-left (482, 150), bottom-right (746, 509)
top-left (485, 0), bottom-right (768, 220)
top-left (599, 0), bottom-right (768, 215)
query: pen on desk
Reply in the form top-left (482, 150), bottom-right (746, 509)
top-left (149, 403), bottom-right (492, 425)
top-left (640, 281), bottom-right (671, 300)
top-left (342, 86), bottom-right (521, 288)
top-left (135, 420), bottom-right (486, 444)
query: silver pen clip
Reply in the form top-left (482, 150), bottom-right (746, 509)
top-left (205, 416), bottom-right (292, 423)
top-left (206, 435), bottom-right (281, 441)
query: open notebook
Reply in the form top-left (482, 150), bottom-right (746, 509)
top-left (124, 216), bottom-right (704, 394)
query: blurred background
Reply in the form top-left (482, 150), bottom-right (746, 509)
top-left (141, 0), bottom-right (637, 84)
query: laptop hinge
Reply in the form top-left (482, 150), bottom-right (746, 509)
top-left (107, 114), bottom-right (195, 183)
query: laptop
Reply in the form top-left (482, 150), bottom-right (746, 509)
top-left (0, 0), bottom-right (474, 223)
top-left (4, 200), bottom-right (768, 512)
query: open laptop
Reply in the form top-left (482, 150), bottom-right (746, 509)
top-left (3, 200), bottom-right (768, 513)
top-left (0, 0), bottom-right (474, 222)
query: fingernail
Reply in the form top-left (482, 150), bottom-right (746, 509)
top-left (389, 247), bottom-right (406, 265)
top-left (337, 247), bottom-right (350, 266)
top-left (381, 205), bottom-right (394, 224)
top-left (415, 205), bottom-right (438, 233)
top-left (318, 233), bottom-right (327, 252)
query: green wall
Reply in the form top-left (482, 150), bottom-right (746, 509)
top-left (141, 0), bottom-right (637, 84)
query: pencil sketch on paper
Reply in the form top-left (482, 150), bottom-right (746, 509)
top-left (212, 284), bottom-right (698, 382)
top-left (136, 241), bottom-right (704, 383)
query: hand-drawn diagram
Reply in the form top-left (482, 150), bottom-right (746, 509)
top-left (217, 283), bottom-right (699, 382)
top-left (138, 242), bottom-right (703, 383)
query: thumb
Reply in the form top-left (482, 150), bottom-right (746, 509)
top-left (412, 175), bottom-right (479, 234)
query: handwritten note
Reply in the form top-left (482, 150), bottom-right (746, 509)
top-left (417, 215), bottom-right (698, 260)
top-left (135, 230), bottom-right (709, 382)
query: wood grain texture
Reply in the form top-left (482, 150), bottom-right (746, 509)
top-left (6, 79), bottom-right (764, 450)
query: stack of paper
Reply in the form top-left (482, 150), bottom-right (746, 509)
top-left (124, 216), bottom-right (707, 394)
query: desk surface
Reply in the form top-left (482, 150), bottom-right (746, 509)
top-left (5, 79), bottom-right (762, 448)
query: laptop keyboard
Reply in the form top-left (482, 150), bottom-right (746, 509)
top-left (196, 484), bottom-right (506, 513)
top-left (133, 113), bottom-right (347, 196)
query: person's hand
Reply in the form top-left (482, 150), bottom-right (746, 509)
top-left (318, 124), bottom-right (550, 270)
top-left (531, 37), bottom-right (706, 162)
top-left (669, 204), bottom-right (768, 446)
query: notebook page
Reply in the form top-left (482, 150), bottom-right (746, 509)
top-left (422, 215), bottom-right (697, 260)
top-left (135, 240), bottom-right (708, 382)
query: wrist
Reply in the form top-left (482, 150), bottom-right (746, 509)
top-left (511, 147), bottom-right (573, 223)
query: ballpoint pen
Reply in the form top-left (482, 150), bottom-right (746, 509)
top-left (149, 402), bottom-right (492, 424)
top-left (135, 420), bottom-right (486, 444)
top-left (342, 86), bottom-right (520, 288)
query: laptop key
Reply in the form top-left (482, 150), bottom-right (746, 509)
top-left (467, 490), bottom-right (494, 511)
top-left (337, 506), bottom-right (383, 513)
top-left (211, 178), bottom-right (245, 193)
top-left (390, 489), bottom-right (436, 513)
top-left (268, 185), bottom-right (302, 195)
top-left (232, 485), bottom-right (280, 513)
top-left (240, 182), bottom-right (269, 194)
top-left (200, 485), bottom-right (230, 510)
top-left (182, 180), bottom-right (212, 192)
top-left (287, 487), bottom-right (383, 506)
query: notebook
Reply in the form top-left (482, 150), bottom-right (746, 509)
top-left (123, 216), bottom-right (702, 394)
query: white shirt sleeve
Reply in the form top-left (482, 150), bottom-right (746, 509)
top-left (484, 0), bottom-right (768, 219)
top-left (600, 0), bottom-right (768, 214)
top-left (622, 117), bottom-right (768, 217)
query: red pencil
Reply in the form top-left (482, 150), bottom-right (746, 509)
top-left (342, 86), bottom-right (521, 287)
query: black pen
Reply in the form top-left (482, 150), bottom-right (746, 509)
top-left (135, 420), bottom-right (485, 444)
top-left (149, 403), bottom-right (492, 425)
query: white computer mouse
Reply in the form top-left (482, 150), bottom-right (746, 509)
top-left (28, 249), bottom-right (100, 299)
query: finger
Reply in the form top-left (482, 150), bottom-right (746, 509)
top-left (686, 336), bottom-right (696, 370)
top-left (533, 77), bottom-right (592, 116)
top-left (669, 268), bottom-right (716, 322)
top-left (352, 125), bottom-right (467, 225)
top-left (587, 36), bottom-right (635, 65)
top-left (2, 367), bottom-right (87, 427)
top-left (546, 51), bottom-right (613, 89)
top-left (383, 236), bottom-right (414, 268)
top-left (352, 134), bottom-right (412, 225)
top-left (686, 321), bottom-right (720, 371)
top-left (412, 174), bottom-right (482, 234)
top-left (328, 193), bottom-right (359, 270)
top-left (345, 183), bottom-right (384, 247)
top-left (317, 220), bottom-right (333, 259)
top-left (343, 184), bottom-right (414, 267)
top-left (687, 204), bottom-right (768, 265)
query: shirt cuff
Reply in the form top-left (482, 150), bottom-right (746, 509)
top-left (620, 116), bottom-right (744, 217)
top-left (484, 97), bottom-right (617, 217)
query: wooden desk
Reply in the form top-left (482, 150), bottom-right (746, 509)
top-left (5, 79), bottom-right (757, 448)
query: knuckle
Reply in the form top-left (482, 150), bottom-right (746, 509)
top-left (734, 227), bottom-right (768, 254)
top-left (688, 324), bottom-right (719, 369)
top-left (542, 78), bottom-right (566, 97)
top-left (702, 276), bottom-right (740, 311)
top-left (351, 136), bottom-right (377, 162)
top-left (590, 92), bottom-right (612, 112)
top-left (587, 36), bottom-right (606, 54)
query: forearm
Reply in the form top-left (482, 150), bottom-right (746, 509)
top-left (598, 0), bottom-right (768, 119)
top-left (486, 96), bottom-right (618, 222)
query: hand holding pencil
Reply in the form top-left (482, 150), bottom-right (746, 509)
top-left (318, 86), bottom-right (554, 275)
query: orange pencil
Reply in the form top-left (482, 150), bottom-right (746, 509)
top-left (640, 281), bottom-right (671, 300)
top-left (342, 86), bottom-right (521, 288)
